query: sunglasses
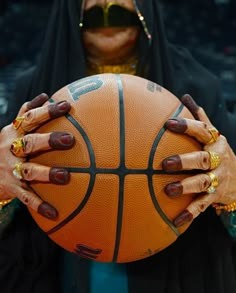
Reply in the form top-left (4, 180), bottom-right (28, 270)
top-left (82, 2), bottom-right (141, 29)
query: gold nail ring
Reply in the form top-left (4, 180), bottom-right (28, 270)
top-left (10, 137), bottom-right (25, 157)
top-left (206, 127), bottom-right (220, 145)
top-left (12, 116), bottom-right (25, 131)
top-left (207, 151), bottom-right (221, 170)
top-left (13, 162), bottom-right (23, 180)
top-left (206, 172), bottom-right (219, 194)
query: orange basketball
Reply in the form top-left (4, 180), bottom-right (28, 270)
top-left (29, 73), bottom-right (201, 263)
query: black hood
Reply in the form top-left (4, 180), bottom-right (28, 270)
top-left (12, 0), bottom-right (234, 147)
top-left (27, 0), bottom-right (174, 97)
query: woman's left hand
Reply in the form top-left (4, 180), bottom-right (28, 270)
top-left (162, 94), bottom-right (236, 228)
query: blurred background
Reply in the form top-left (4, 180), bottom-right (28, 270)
top-left (0, 0), bottom-right (235, 117)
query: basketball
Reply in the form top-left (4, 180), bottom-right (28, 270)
top-left (29, 73), bottom-right (201, 263)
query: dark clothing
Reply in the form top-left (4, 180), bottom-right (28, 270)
top-left (0, 0), bottom-right (236, 292)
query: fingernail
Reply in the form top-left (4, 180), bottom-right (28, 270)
top-left (162, 155), bottom-right (182, 171)
top-left (173, 210), bottom-right (193, 228)
top-left (49, 101), bottom-right (71, 118)
top-left (49, 168), bottom-right (70, 184)
top-left (181, 94), bottom-right (200, 120)
top-left (60, 133), bottom-right (75, 146)
top-left (164, 182), bottom-right (183, 197)
top-left (49, 132), bottom-right (75, 149)
top-left (38, 202), bottom-right (58, 220)
top-left (165, 118), bottom-right (187, 133)
top-left (57, 101), bottom-right (71, 112)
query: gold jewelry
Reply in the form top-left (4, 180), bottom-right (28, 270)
top-left (206, 172), bottom-right (219, 194)
top-left (207, 151), bottom-right (221, 170)
top-left (10, 137), bottom-right (25, 157)
top-left (12, 116), bottom-right (25, 131)
top-left (13, 162), bottom-right (23, 180)
top-left (87, 57), bottom-right (138, 76)
top-left (206, 127), bottom-right (220, 144)
top-left (0, 199), bottom-right (13, 210)
top-left (213, 201), bottom-right (236, 213)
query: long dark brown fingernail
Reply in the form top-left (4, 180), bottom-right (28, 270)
top-left (28, 93), bottom-right (49, 110)
top-left (162, 155), bottom-right (182, 171)
top-left (173, 210), bottom-right (193, 228)
top-left (181, 94), bottom-right (200, 120)
top-left (164, 182), bottom-right (183, 197)
top-left (165, 118), bottom-right (187, 133)
top-left (49, 168), bottom-right (70, 184)
top-left (49, 132), bottom-right (75, 149)
top-left (38, 202), bottom-right (58, 220)
top-left (49, 101), bottom-right (71, 118)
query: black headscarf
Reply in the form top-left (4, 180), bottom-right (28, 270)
top-left (1, 0), bottom-right (236, 292)
top-left (7, 0), bottom-right (236, 149)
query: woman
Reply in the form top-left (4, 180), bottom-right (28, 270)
top-left (0, 0), bottom-right (236, 292)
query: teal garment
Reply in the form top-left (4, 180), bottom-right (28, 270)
top-left (90, 261), bottom-right (128, 293)
top-left (220, 211), bottom-right (236, 241)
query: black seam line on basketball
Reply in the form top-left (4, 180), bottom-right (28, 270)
top-left (45, 174), bottom-right (95, 235)
top-left (112, 74), bottom-right (125, 263)
top-left (45, 113), bottom-right (97, 235)
top-left (63, 167), bottom-right (198, 175)
top-left (147, 102), bottom-right (185, 237)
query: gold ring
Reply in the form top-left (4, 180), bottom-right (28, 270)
top-left (206, 127), bottom-right (220, 144)
top-left (213, 201), bottom-right (236, 213)
top-left (206, 172), bottom-right (219, 194)
top-left (207, 151), bottom-right (221, 170)
top-left (13, 162), bottom-right (23, 180)
top-left (0, 199), bottom-right (13, 210)
top-left (10, 137), bottom-right (25, 157)
top-left (12, 116), bottom-right (25, 131)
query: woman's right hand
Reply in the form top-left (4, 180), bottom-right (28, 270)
top-left (0, 93), bottom-right (75, 219)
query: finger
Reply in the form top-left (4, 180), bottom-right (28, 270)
top-left (7, 183), bottom-right (58, 219)
top-left (173, 192), bottom-right (216, 227)
top-left (164, 173), bottom-right (215, 197)
top-left (165, 117), bottom-right (214, 144)
top-left (18, 162), bottom-right (70, 184)
top-left (11, 132), bottom-right (75, 157)
top-left (20, 100), bottom-right (71, 133)
top-left (17, 93), bottom-right (49, 116)
top-left (180, 94), bottom-right (212, 126)
top-left (162, 151), bottom-right (213, 171)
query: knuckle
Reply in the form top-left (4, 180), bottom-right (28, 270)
top-left (24, 109), bottom-right (36, 123)
top-left (23, 135), bottom-right (34, 154)
top-left (20, 191), bottom-right (30, 205)
top-left (21, 164), bottom-right (34, 181)
top-left (20, 192), bottom-right (37, 208)
top-left (191, 200), bottom-right (209, 215)
top-left (198, 175), bottom-right (210, 191)
top-left (202, 122), bottom-right (208, 129)
top-left (197, 200), bottom-right (209, 213)
top-left (197, 152), bottom-right (209, 170)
